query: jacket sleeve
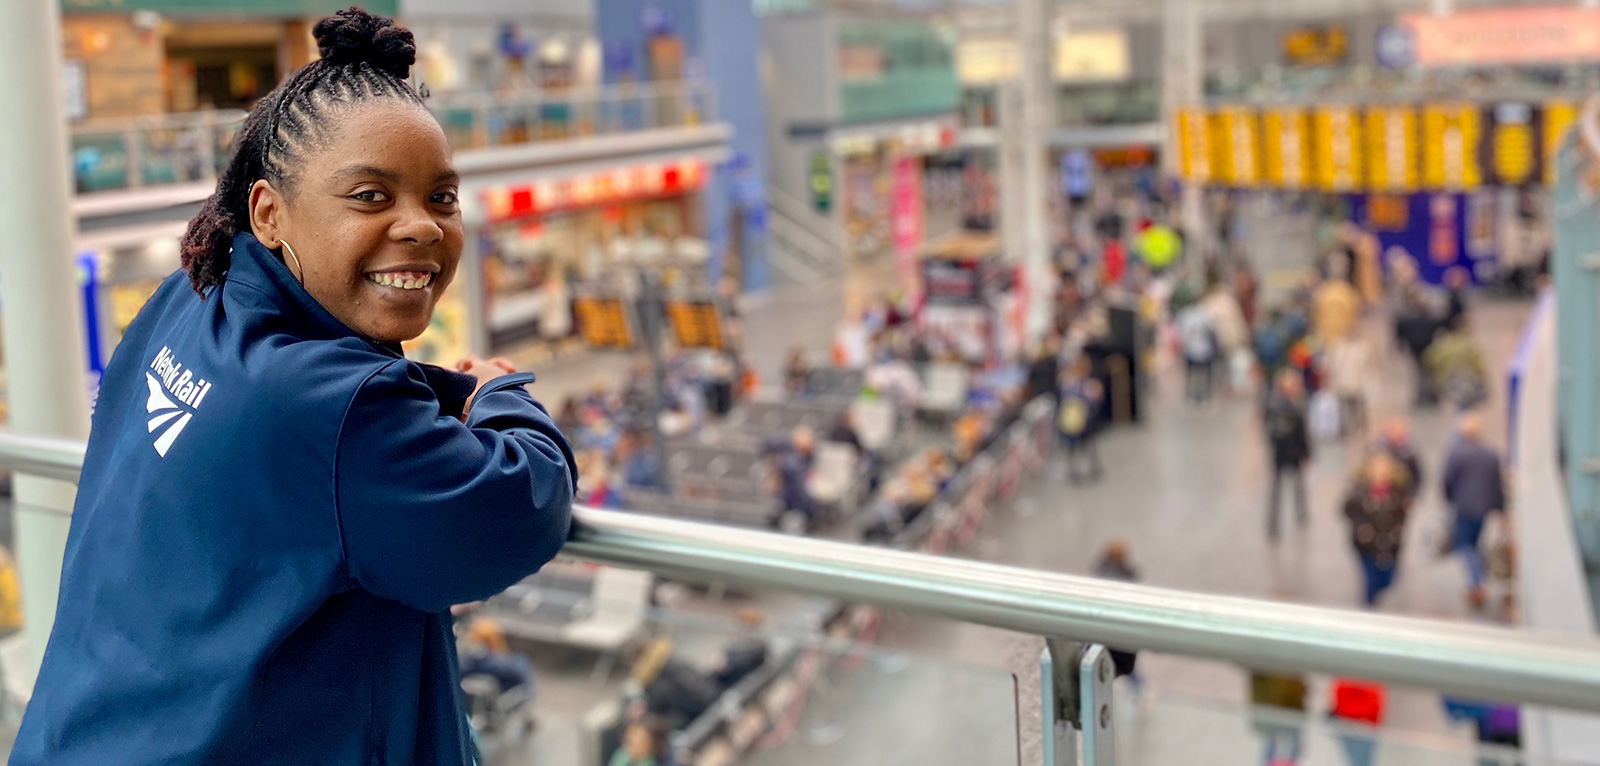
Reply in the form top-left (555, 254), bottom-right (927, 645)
top-left (335, 360), bottom-right (576, 613)
top-left (1442, 451), bottom-right (1461, 506)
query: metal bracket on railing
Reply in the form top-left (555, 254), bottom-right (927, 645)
top-left (1040, 638), bottom-right (1116, 766)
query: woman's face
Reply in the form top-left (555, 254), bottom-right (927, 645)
top-left (249, 100), bottom-right (462, 342)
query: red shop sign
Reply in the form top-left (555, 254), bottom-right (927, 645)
top-left (483, 159), bottom-right (706, 221)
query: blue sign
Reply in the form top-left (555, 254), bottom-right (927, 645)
top-left (1375, 24), bottom-right (1415, 69)
top-left (641, 6), bottom-right (673, 36)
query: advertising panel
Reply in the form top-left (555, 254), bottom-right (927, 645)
top-left (1397, 7), bottom-right (1600, 67)
top-left (1312, 105), bottom-right (1363, 191)
top-left (1420, 102), bottom-right (1482, 190)
top-left (1365, 105), bottom-right (1419, 192)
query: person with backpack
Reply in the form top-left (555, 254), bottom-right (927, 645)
top-left (1253, 308), bottom-right (1292, 388)
top-left (1263, 370), bottom-right (1312, 540)
top-left (1058, 358), bottom-right (1105, 484)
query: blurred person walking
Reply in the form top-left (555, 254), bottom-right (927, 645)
top-left (1329, 679), bottom-right (1386, 766)
top-left (1263, 371), bottom-right (1312, 540)
top-left (1250, 667), bottom-right (1308, 765)
top-left (1425, 316), bottom-right (1490, 410)
top-left (1375, 418), bottom-right (1423, 507)
top-left (1322, 337), bottom-right (1371, 437)
top-left (1177, 302), bottom-right (1219, 406)
top-left (1443, 413), bottom-right (1508, 609)
top-left (12, 9), bottom-right (578, 765)
top-left (1394, 288), bottom-right (1441, 407)
top-left (1093, 541), bottom-right (1143, 693)
top-left (1058, 359), bottom-right (1106, 484)
top-left (1343, 454), bottom-right (1412, 608)
top-left (1312, 263), bottom-right (1362, 347)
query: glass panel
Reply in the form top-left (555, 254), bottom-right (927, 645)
top-left (1124, 685), bottom-right (1567, 766)
top-left (467, 563), bottom-right (1019, 766)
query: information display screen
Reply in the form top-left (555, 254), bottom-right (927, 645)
top-left (1262, 106), bottom-right (1311, 189)
top-left (1544, 99), bottom-right (1578, 186)
top-left (573, 295), bottom-right (634, 349)
top-left (1214, 106), bottom-right (1261, 187)
top-left (1312, 105), bottom-right (1363, 191)
top-left (1421, 102), bottom-right (1482, 190)
top-left (1364, 105), bottom-right (1419, 192)
top-left (663, 299), bottom-right (725, 350)
top-left (1486, 101), bottom-right (1538, 187)
top-left (1175, 108), bottom-right (1212, 183)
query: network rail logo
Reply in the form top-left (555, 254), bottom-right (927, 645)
top-left (144, 347), bottom-right (213, 457)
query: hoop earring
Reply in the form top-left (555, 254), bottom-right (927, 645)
top-left (279, 240), bottom-right (305, 285)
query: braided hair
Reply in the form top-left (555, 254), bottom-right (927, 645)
top-left (179, 6), bottom-right (426, 294)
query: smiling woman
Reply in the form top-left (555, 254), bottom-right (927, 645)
top-left (11, 8), bottom-right (575, 766)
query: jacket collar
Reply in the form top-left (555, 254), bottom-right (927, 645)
top-left (224, 232), bottom-right (479, 415)
top-left (225, 231), bottom-right (405, 357)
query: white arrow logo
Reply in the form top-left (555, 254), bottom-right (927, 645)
top-left (145, 373), bottom-right (192, 457)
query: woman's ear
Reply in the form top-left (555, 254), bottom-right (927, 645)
top-left (248, 179), bottom-right (283, 248)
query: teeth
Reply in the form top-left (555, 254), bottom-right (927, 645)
top-left (367, 271), bottom-right (433, 290)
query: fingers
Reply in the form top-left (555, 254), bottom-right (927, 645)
top-left (489, 357), bottom-right (517, 374)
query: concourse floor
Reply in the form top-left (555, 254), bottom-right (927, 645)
top-left (795, 297), bottom-right (1536, 766)
top-left (499, 255), bottom-right (1539, 765)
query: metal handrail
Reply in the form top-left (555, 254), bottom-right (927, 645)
top-left (4, 432), bottom-right (1600, 712)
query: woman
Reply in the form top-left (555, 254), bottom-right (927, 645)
top-left (1344, 454), bottom-right (1411, 608)
top-left (13, 9), bottom-right (575, 765)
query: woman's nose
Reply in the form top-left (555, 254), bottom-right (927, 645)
top-left (393, 206), bottom-right (444, 245)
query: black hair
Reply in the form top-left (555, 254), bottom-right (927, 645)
top-left (179, 6), bottom-right (425, 294)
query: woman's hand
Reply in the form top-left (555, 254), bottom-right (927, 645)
top-left (457, 357), bottom-right (519, 419)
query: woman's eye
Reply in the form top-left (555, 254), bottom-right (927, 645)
top-left (351, 190), bottom-right (390, 203)
top-left (432, 191), bottom-right (459, 207)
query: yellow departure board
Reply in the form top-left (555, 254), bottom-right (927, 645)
top-left (1262, 106), bottom-right (1311, 188)
top-left (1487, 101), bottom-right (1538, 187)
top-left (1214, 106), bottom-right (1261, 186)
top-left (1174, 107), bottom-right (1212, 183)
top-left (1420, 103), bottom-right (1482, 190)
top-left (1312, 105), bottom-right (1363, 191)
top-left (663, 299), bottom-right (724, 350)
top-left (1544, 99), bottom-right (1578, 186)
top-left (1364, 105), bottom-right (1419, 192)
top-left (573, 296), bottom-right (634, 349)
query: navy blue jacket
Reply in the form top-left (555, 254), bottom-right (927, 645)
top-left (1443, 439), bottom-right (1505, 521)
top-left (12, 233), bottom-right (575, 765)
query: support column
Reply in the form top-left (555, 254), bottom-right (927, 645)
top-left (0, 2), bottom-right (94, 688)
top-left (1014, 0), bottom-right (1054, 344)
top-left (1161, 0), bottom-right (1205, 245)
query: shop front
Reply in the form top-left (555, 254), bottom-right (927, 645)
top-left (473, 158), bottom-right (708, 356)
top-left (833, 117), bottom-right (961, 267)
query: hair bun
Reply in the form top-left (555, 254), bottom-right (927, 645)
top-left (313, 6), bottom-right (415, 79)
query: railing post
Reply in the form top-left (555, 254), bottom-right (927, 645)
top-left (1041, 639), bottom-right (1117, 766)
